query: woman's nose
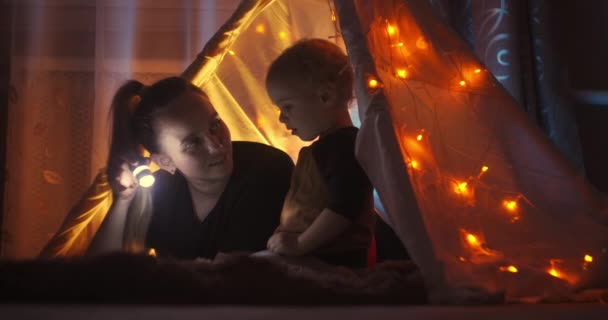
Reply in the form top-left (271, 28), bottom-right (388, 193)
top-left (204, 133), bottom-right (225, 154)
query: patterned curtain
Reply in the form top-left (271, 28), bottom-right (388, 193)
top-left (427, 0), bottom-right (585, 171)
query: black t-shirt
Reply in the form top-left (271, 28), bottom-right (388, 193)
top-left (311, 126), bottom-right (373, 221)
top-left (145, 141), bottom-right (294, 260)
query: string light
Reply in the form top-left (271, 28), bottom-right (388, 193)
top-left (255, 24), bottom-right (265, 34)
top-left (474, 68), bottom-right (482, 74)
top-left (499, 265), bottom-right (519, 273)
top-left (466, 233), bottom-right (479, 247)
top-left (459, 80), bottom-right (466, 87)
top-left (147, 248), bottom-right (157, 257)
top-left (331, 13), bottom-right (337, 21)
top-left (410, 160), bottom-right (419, 169)
top-left (454, 181), bottom-right (468, 194)
top-left (387, 24), bottom-right (397, 36)
top-left (416, 133), bottom-right (423, 141)
top-left (584, 254), bottom-right (593, 263)
top-left (279, 31), bottom-right (288, 39)
top-left (416, 37), bottom-right (429, 49)
top-left (481, 165), bottom-right (489, 172)
top-left (397, 68), bottom-right (408, 79)
top-left (368, 78), bottom-right (380, 88)
top-left (548, 267), bottom-right (561, 278)
top-left (503, 200), bottom-right (518, 212)
top-left (228, 50), bottom-right (235, 55)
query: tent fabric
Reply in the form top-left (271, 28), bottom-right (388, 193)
top-left (337, 0), bottom-right (608, 302)
top-left (40, 0), bottom-right (608, 303)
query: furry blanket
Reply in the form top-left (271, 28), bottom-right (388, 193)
top-left (0, 253), bottom-right (427, 305)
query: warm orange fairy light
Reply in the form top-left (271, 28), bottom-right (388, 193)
top-left (503, 200), bottom-right (518, 212)
top-left (584, 254), bottom-right (593, 263)
top-left (368, 78), bottom-right (379, 88)
top-left (331, 13), bottom-right (337, 21)
top-left (387, 24), bottom-right (397, 35)
top-left (397, 68), bottom-right (408, 79)
top-left (548, 268), bottom-right (561, 278)
top-left (454, 181), bottom-right (468, 194)
top-left (474, 68), bottom-right (482, 73)
top-left (397, 42), bottom-right (404, 47)
top-left (481, 165), bottom-right (489, 172)
top-left (148, 248), bottom-right (157, 257)
top-left (416, 134), bottom-right (423, 141)
top-left (459, 80), bottom-right (466, 86)
top-left (279, 31), bottom-right (287, 39)
top-left (466, 233), bottom-right (479, 247)
top-left (255, 24), bottom-right (265, 33)
top-left (228, 50), bottom-right (235, 55)
top-left (499, 265), bottom-right (518, 273)
top-left (416, 37), bottom-right (429, 49)
top-left (410, 160), bottom-right (419, 169)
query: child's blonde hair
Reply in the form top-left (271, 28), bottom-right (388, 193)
top-left (266, 38), bottom-right (354, 107)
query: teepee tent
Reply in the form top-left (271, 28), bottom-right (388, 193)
top-left (39, 0), bottom-right (608, 303)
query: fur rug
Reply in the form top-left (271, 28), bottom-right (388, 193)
top-left (0, 253), bottom-right (427, 305)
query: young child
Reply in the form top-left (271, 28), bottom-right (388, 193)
top-left (265, 39), bottom-right (374, 268)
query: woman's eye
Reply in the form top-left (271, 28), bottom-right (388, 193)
top-left (183, 138), bottom-right (201, 152)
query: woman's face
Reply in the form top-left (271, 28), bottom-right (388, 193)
top-left (154, 90), bottom-right (233, 182)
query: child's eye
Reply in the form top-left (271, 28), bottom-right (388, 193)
top-left (210, 115), bottom-right (222, 132)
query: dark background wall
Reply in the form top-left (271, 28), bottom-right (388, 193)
top-left (556, 1), bottom-right (608, 191)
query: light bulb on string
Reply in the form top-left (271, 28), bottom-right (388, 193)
top-left (255, 24), bottom-right (265, 34)
top-left (396, 68), bottom-right (408, 79)
top-left (499, 265), bottom-right (519, 273)
top-left (367, 76), bottom-right (381, 89)
top-left (583, 254), bottom-right (594, 270)
top-left (386, 24), bottom-right (397, 36)
top-left (416, 37), bottom-right (429, 50)
top-left (279, 31), bottom-right (288, 39)
top-left (454, 181), bottom-right (468, 195)
top-left (546, 259), bottom-right (575, 284)
top-left (474, 68), bottom-right (482, 74)
top-left (459, 80), bottom-right (466, 87)
top-left (409, 159), bottom-right (419, 170)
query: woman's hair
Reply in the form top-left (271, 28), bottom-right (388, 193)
top-left (106, 76), bottom-right (207, 252)
top-left (265, 38), bottom-right (354, 107)
top-left (108, 76), bottom-right (207, 164)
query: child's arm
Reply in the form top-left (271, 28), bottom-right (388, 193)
top-left (267, 208), bottom-right (351, 256)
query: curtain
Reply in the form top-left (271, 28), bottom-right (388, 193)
top-left (3, 0), bottom-right (240, 258)
top-left (427, 0), bottom-right (585, 171)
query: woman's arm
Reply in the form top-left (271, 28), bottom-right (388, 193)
top-left (267, 208), bottom-right (351, 256)
top-left (88, 162), bottom-right (138, 255)
top-left (87, 198), bottom-right (131, 254)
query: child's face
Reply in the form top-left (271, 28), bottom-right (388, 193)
top-left (267, 79), bottom-right (333, 141)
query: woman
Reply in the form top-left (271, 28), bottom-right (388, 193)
top-left (88, 76), bottom-right (294, 259)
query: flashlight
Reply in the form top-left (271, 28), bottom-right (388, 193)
top-left (132, 163), bottom-right (155, 188)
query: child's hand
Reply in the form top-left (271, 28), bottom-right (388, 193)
top-left (267, 232), bottom-right (305, 256)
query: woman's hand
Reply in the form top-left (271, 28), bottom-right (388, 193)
top-left (267, 232), bottom-right (305, 256)
top-left (108, 160), bottom-right (139, 201)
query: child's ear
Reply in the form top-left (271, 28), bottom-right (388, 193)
top-left (318, 83), bottom-right (338, 107)
top-left (151, 153), bottom-right (177, 175)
